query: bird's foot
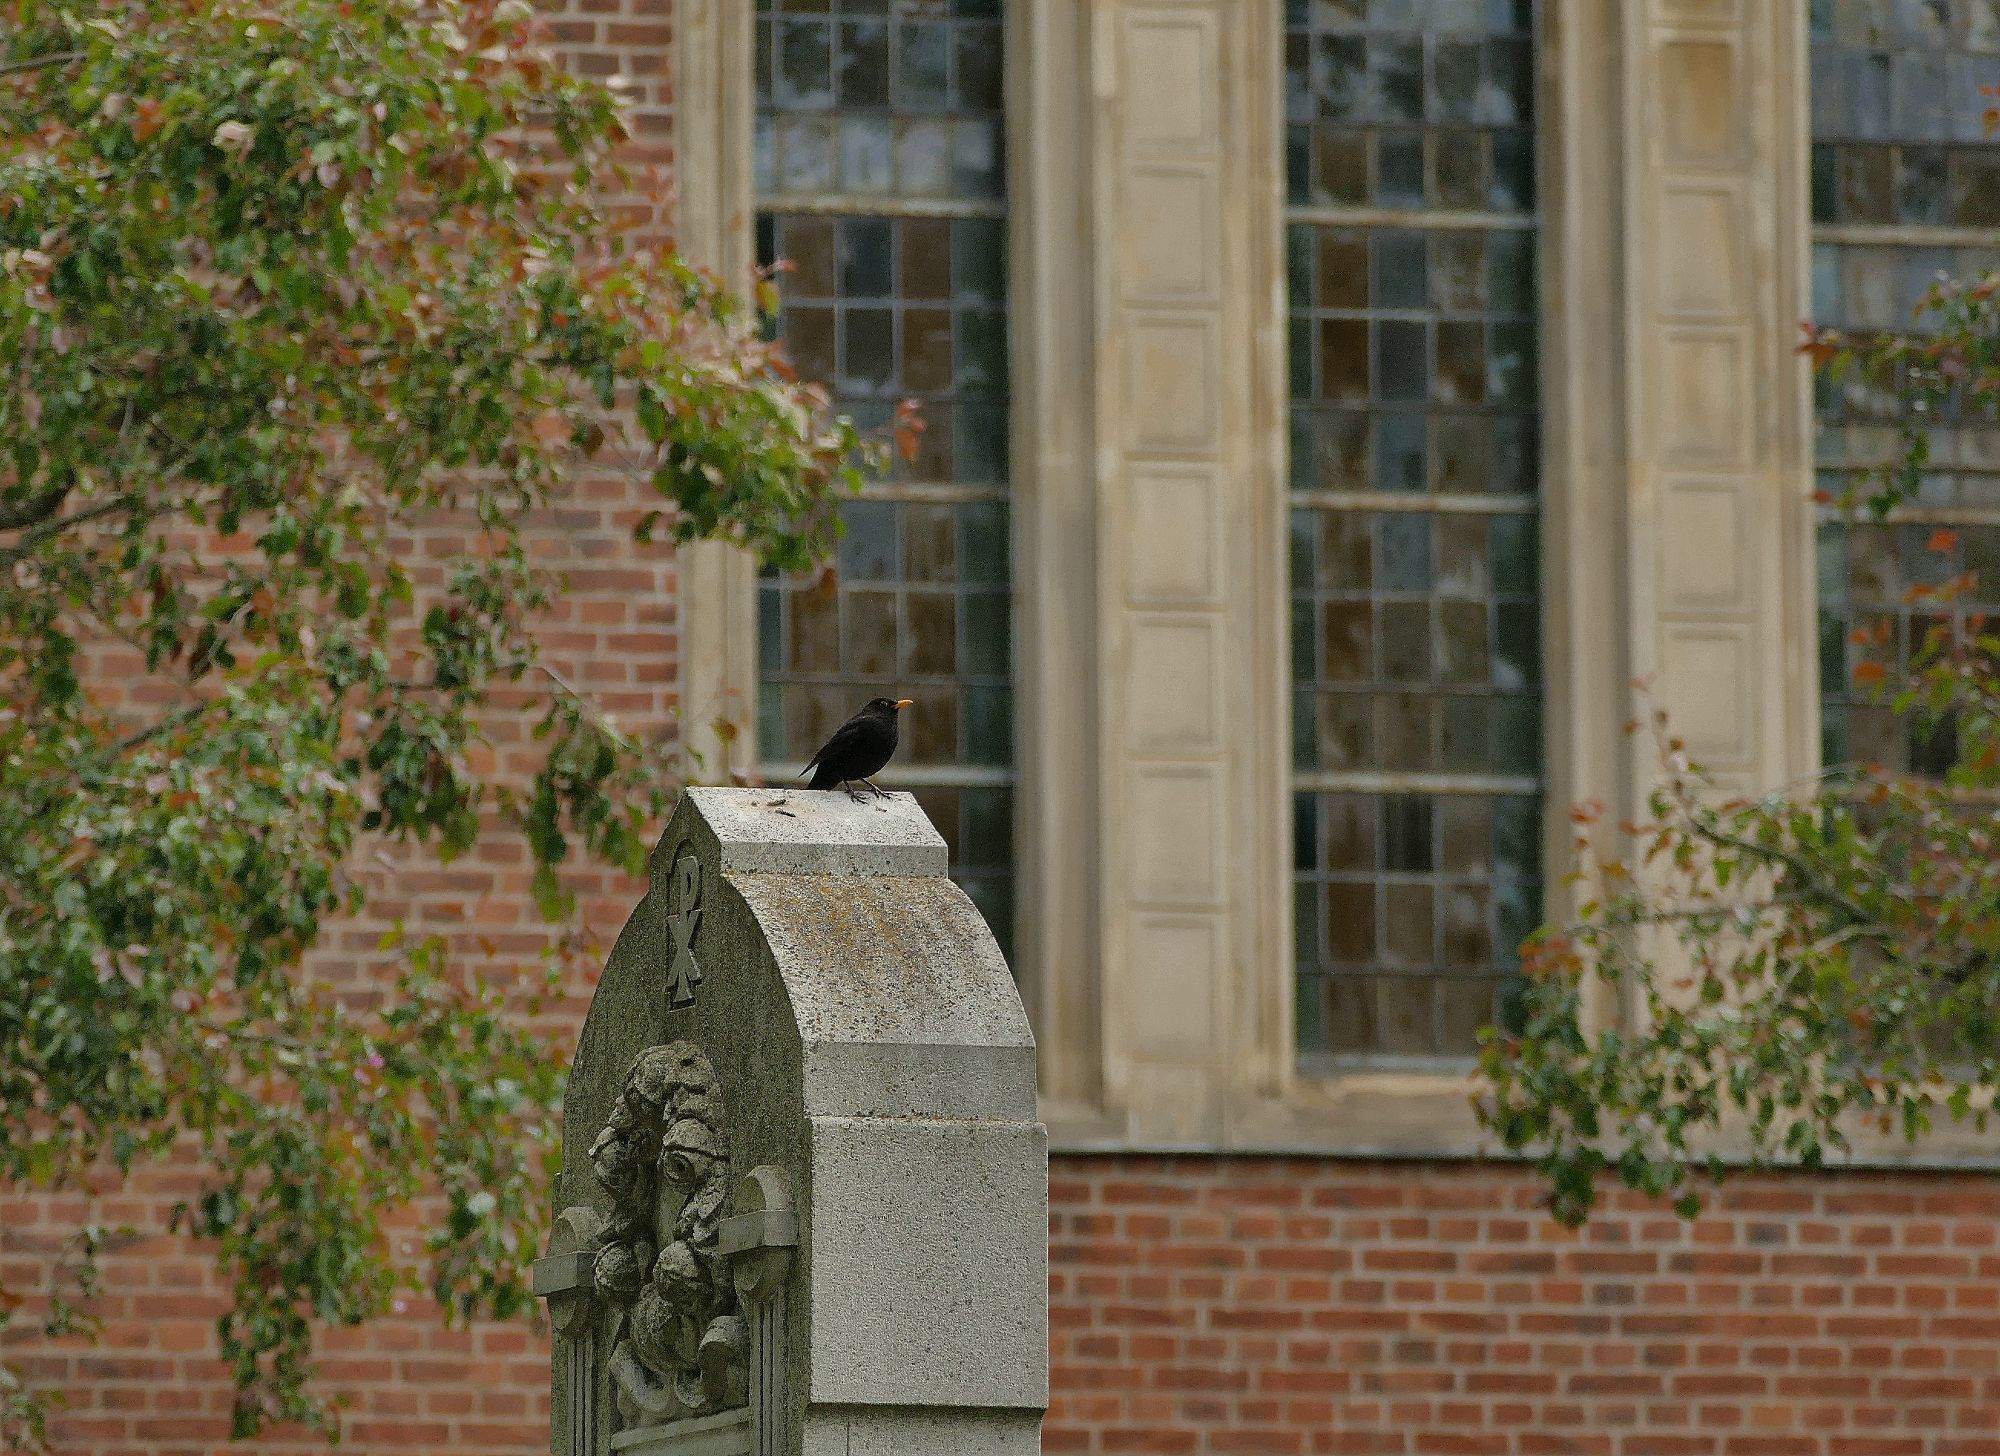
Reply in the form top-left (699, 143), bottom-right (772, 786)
top-left (864, 778), bottom-right (889, 799)
top-left (844, 783), bottom-right (865, 803)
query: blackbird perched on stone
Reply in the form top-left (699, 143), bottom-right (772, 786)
top-left (801, 696), bottom-right (913, 799)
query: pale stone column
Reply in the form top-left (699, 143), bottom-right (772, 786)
top-left (1007, 0), bottom-right (1105, 1117)
top-left (1063, 0), bottom-right (1290, 1144)
top-left (1618, 0), bottom-right (1817, 801)
top-left (672, 0), bottom-right (760, 784)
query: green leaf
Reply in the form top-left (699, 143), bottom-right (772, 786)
top-left (635, 389), bottom-right (668, 444)
top-left (530, 863), bottom-right (571, 922)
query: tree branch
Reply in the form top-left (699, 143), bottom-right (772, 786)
top-left (0, 497), bottom-right (134, 565)
top-left (0, 431), bottom-right (199, 561)
top-left (105, 700), bottom-right (215, 759)
top-left (1680, 817), bottom-right (1879, 933)
top-left (537, 662), bottom-right (640, 752)
top-left (0, 488), bottom-right (70, 532)
top-left (0, 50), bottom-right (82, 78)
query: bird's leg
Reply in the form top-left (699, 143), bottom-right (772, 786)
top-left (864, 777), bottom-right (888, 798)
top-left (844, 780), bottom-right (865, 803)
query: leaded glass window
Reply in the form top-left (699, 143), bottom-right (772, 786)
top-left (1284, 0), bottom-right (1542, 1066)
top-left (753, 0), bottom-right (1014, 955)
top-left (1811, 1), bottom-right (2000, 773)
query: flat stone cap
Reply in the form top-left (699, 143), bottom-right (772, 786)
top-left (680, 786), bottom-right (947, 877)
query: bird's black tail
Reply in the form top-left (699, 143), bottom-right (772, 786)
top-left (806, 762), bottom-right (842, 790)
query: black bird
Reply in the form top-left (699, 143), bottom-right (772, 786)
top-left (801, 696), bottom-right (913, 799)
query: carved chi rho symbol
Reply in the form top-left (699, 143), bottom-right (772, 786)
top-left (665, 854), bottom-right (704, 1009)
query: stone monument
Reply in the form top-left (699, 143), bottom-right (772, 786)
top-left (534, 788), bottom-right (1047, 1455)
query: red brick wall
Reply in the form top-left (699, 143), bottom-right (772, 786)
top-left (1049, 1157), bottom-right (2000, 1456)
top-left (16, 1156), bottom-right (2000, 1453)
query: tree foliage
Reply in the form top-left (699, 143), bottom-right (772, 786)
top-left (1479, 267), bottom-right (2000, 1228)
top-left (0, 0), bottom-right (866, 1442)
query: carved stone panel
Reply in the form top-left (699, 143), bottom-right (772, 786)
top-left (1626, 5), bottom-right (1815, 800)
top-left (586, 1042), bottom-right (746, 1427)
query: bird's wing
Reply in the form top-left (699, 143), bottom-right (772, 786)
top-left (799, 716), bottom-right (869, 778)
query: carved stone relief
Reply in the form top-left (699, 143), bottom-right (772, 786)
top-left (583, 1041), bottom-right (748, 1428)
top-left (663, 851), bottom-right (705, 1009)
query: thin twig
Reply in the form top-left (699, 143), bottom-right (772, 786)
top-left (0, 496), bottom-right (132, 560)
top-left (105, 700), bottom-right (214, 758)
top-left (0, 488), bottom-right (70, 532)
top-left (0, 50), bottom-right (82, 78)
top-left (1681, 818), bottom-right (1878, 932)
top-left (536, 662), bottom-right (636, 750)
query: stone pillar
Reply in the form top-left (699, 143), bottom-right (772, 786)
top-left (534, 789), bottom-right (1048, 1456)
top-left (671, 0), bottom-right (759, 784)
top-left (1082, 0), bottom-right (1290, 1145)
top-left (1619, 2), bottom-right (1817, 800)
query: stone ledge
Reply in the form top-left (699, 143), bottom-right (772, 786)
top-left (1042, 1083), bottom-right (2000, 1172)
top-left (610, 1407), bottom-right (752, 1456)
top-left (677, 786), bottom-right (948, 877)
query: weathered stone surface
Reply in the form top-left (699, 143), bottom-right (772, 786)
top-left (540, 787), bottom-right (1047, 1455)
top-left (807, 1117), bottom-right (1047, 1408)
top-left (799, 1409), bottom-right (1042, 1456)
top-left (611, 1407), bottom-right (752, 1455)
top-left (586, 1041), bottom-right (746, 1426)
top-left (675, 787), bottom-right (949, 877)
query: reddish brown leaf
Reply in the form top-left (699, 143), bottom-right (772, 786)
top-left (132, 97), bottom-right (165, 142)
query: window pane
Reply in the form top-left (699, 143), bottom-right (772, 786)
top-left (756, 0), bottom-right (1015, 943)
top-left (1291, 1), bottom-right (1535, 213)
top-left (1294, 792), bottom-right (1542, 1062)
top-left (758, 0), bottom-right (1005, 206)
top-left (1287, 0), bottom-right (1543, 1063)
top-left (1812, 7), bottom-right (2000, 226)
top-left (757, 212), bottom-right (1012, 752)
top-left (1811, 2), bottom-right (2000, 776)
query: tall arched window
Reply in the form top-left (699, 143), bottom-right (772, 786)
top-left (752, 0), bottom-right (1015, 954)
top-left (1284, 0), bottom-right (1543, 1066)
